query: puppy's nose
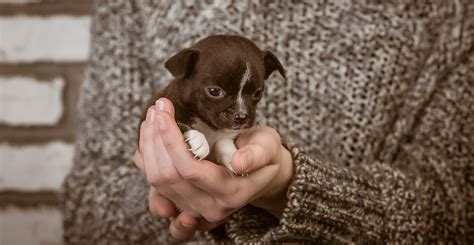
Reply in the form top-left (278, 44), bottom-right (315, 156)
top-left (234, 112), bottom-right (248, 124)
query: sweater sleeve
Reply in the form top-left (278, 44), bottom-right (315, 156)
top-left (226, 136), bottom-right (471, 243)
top-left (224, 55), bottom-right (474, 244)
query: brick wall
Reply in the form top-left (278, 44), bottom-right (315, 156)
top-left (0, 1), bottom-right (92, 244)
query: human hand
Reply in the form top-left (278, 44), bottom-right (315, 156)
top-left (134, 98), bottom-right (294, 241)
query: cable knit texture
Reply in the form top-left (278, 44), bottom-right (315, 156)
top-left (63, 0), bottom-right (474, 243)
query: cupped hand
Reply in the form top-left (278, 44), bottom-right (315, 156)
top-left (134, 98), bottom-right (294, 241)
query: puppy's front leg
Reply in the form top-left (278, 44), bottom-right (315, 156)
top-left (183, 130), bottom-right (210, 160)
top-left (214, 138), bottom-right (238, 173)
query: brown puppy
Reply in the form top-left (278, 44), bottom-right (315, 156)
top-left (142, 35), bottom-right (285, 172)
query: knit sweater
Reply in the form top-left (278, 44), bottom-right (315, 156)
top-left (62, 0), bottom-right (474, 243)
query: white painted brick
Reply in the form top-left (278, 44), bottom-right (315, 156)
top-left (0, 76), bottom-right (64, 126)
top-left (0, 207), bottom-right (62, 245)
top-left (0, 16), bottom-right (90, 62)
top-left (0, 142), bottom-right (74, 191)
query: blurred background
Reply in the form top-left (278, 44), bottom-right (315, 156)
top-left (0, 1), bottom-right (92, 244)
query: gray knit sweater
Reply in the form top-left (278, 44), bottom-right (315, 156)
top-left (63, 0), bottom-right (474, 243)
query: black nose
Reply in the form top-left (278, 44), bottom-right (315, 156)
top-left (234, 112), bottom-right (248, 124)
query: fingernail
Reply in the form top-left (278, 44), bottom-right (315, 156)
top-left (156, 99), bottom-right (165, 111)
top-left (156, 115), bottom-right (166, 129)
top-left (181, 222), bottom-right (195, 228)
top-left (146, 108), bottom-right (155, 124)
top-left (239, 152), bottom-right (250, 173)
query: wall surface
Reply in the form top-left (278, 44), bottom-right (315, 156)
top-left (0, 1), bottom-right (92, 244)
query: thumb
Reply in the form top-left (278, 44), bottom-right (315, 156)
top-left (231, 144), bottom-right (272, 174)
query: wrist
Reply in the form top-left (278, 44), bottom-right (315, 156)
top-left (251, 145), bottom-right (294, 218)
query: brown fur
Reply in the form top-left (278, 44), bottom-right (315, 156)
top-left (139, 35), bottom-right (285, 143)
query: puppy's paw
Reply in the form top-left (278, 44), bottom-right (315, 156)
top-left (184, 130), bottom-right (210, 160)
top-left (215, 139), bottom-right (237, 173)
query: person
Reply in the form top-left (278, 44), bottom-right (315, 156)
top-left (63, 0), bottom-right (473, 243)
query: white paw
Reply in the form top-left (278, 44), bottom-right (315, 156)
top-left (184, 130), bottom-right (210, 160)
top-left (215, 139), bottom-right (237, 173)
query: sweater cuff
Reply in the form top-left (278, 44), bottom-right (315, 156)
top-left (224, 142), bottom-right (386, 243)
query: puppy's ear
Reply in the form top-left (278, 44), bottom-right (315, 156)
top-left (165, 48), bottom-right (200, 79)
top-left (263, 51), bottom-right (286, 79)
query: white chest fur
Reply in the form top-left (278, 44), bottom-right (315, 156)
top-left (183, 118), bottom-right (242, 172)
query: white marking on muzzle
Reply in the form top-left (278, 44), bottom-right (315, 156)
top-left (237, 62), bottom-right (251, 113)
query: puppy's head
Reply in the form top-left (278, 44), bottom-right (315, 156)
top-left (165, 35), bottom-right (285, 130)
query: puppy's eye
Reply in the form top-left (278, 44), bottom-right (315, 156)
top-left (205, 86), bottom-right (225, 98)
top-left (252, 89), bottom-right (263, 100)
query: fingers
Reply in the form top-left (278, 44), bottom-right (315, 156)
top-left (154, 164), bottom-right (216, 216)
top-left (139, 98), bottom-right (180, 185)
top-left (231, 127), bottom-right (281, 174)
top-left (226, 127), bottom-right (283, 202)
top-left (153, 108), bottom-right (189, 163)
top-left (149, 111), bottom-right (218, 213)
top-left (169, 212), bottom-right (199, 241)
top-left (155, 98), bottom-right (175, 116)
top-left (231, 144), bottom-right (271, 174)
top-left (176, 211), bottom-right (200, 227)
top-left (136, 97), bottom-right (174, 173)
top-left (140, 98), bottom-right (224, 219)
top-left (139, 106), bottom-right (155, 154)
top-left (133, 150), bottom-right (144, 171)
top-left (237, 162), bottom-right (280, 203)
top-left (154, 107), bottom-right (233, 195)
top-left (140, 98), bottom-right (231, 227)
top-left (235, 126), bottom-right (281, 149)
top-left (149, 187), bottom-right (177, 218)
top-left (198, 218), bottom-right (226, 231)
top-left (140, 107), bottom-right (163, 181)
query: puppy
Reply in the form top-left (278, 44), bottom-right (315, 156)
top-left (142, 35), bottom-right (285, 172)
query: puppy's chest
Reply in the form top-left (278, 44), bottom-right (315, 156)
top-left (191, 118), bottom-right (240, 149)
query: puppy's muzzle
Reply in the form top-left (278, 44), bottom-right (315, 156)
top-left (233, 112), bottom-right (248, 125)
